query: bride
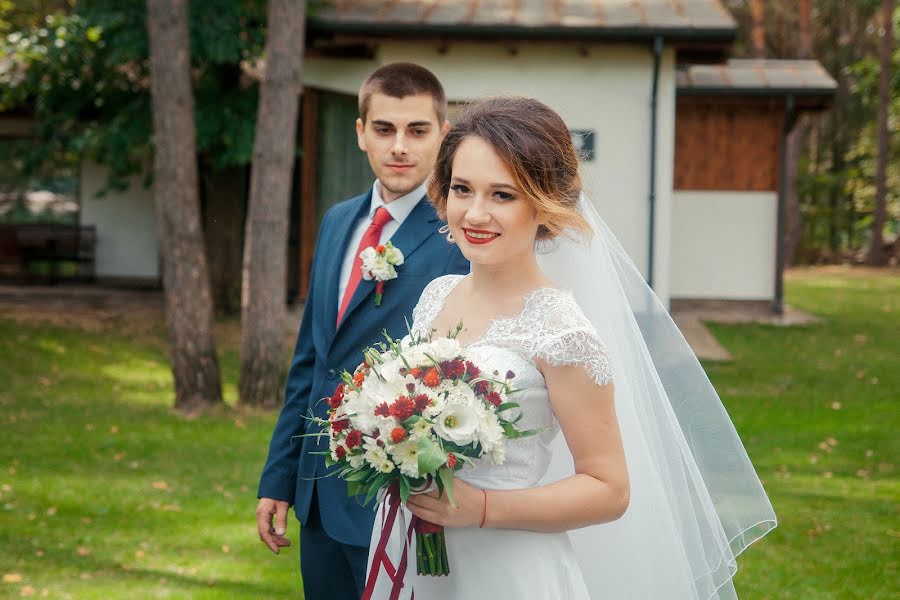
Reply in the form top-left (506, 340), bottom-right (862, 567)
top-left (364, 96), bottom-right (775, 599)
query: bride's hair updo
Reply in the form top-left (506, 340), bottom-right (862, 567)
top-left (428, 96), bottom-right (591, 240)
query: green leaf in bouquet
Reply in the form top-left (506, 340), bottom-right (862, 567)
top-left (437, 466), bottom-right (456, 508)
top-left (345, 469), bottom-right (371, 482)
top-left (402, 414), bottom-right (422, 427)
top-left (399, 475), bottom-right (411, 504)
top-left (364, 472), bottom-right (392, 506)
top-left (417, 436), bottom-right (448, 475)
top-left (347, 480), bottom-right (363, 497)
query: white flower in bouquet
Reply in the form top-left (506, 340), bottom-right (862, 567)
top-left (364, 439), bottom-right (395, 474)
top-left (433, 402), bottom-right (481, 446)
top-left (478, 410), bottom-right (505, 455)
top-left (390, 438), bottom-right (421, 478)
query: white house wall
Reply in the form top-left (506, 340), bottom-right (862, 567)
top-left (304, 43), bottom-right (676, 307)
top-left (79, 162), bottom-right (160, 281)
top-left (670, 190), bottom-right (776, 300)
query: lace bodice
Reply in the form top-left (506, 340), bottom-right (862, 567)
top-left (409, 274), bottom-right (613, 489)
top-left (411, 274), bottom-right (613, 386)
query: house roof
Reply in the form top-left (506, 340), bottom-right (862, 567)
top-left (677, 59), bottom-right (838, 98)
top-left (308, 0), bottom-right (737, 44)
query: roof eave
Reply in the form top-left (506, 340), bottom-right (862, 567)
top-left (307, 20), bottom-right (737, 45)
top-left (677, 87), bottom-right (836, 97)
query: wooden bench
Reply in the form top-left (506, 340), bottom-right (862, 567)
top-left (0, 223), bottom-right (96, 283)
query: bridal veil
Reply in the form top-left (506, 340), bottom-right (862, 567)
top-left (536, 195), bottom-right (776, 599)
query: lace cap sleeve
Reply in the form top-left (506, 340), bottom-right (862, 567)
top-left (531, 292), bottom-right (613, 386)
top-left (411, 274), bottom-right (465, 334)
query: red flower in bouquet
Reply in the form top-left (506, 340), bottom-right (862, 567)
top-left (422, 367), bottom-right (441, 388)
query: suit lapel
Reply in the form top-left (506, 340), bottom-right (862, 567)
top-left (322, 192), bottom-right (372, 340)
top-left (335, 195), bottom-right (439, 333)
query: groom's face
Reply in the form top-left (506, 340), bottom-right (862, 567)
top-left (356, 93), bottom-right (449, 203)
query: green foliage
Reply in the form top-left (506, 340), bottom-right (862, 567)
top-left (0, 0), bottom-right (267, 193)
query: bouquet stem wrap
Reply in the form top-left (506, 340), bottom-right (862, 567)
top-left (362, 481), bottom-right (447, 600)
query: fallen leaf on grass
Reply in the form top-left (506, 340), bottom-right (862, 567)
top-left (831, 401), bottom-right (842, 410)
top-left (151, 481), bottom-right (168, 490)
top-left (20, 585), bottom-right (34, 596)
top-left (45, 507), bottom-right (56, 516)
top-left (3, 573), bottom-right (22, 583)
top-left (76, 547), bottom-right (90, 556)
top-left (221, 545), bottom-right (230, 553)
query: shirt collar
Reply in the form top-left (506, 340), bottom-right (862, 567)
top-left (369, 179), bottom-right (428, 224)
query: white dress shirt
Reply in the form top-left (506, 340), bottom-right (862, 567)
top-left (337, 180), bottom-right (428, 309)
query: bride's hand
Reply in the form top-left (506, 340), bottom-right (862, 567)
top-left (405, 479), bottom-right (487, 528)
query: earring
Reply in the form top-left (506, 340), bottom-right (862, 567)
top-left (438, 224), bottom-right (455, 244)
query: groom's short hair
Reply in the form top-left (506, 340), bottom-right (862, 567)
top-left (358, 63), bottom-right (447, 124)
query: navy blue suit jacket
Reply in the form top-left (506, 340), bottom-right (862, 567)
top-left (258, 190), bottom-right (469, 547)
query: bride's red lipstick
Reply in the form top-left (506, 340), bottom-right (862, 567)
top-left (463, 228), bottom-right (500, 245)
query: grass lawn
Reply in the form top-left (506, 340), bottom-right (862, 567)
top-left (710, 267), bottom-right (898, 600)
top-left (0, 267), bottom-right (897, 598)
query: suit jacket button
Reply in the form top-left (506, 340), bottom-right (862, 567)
top-left (326, 369), bottom-right (337, 379)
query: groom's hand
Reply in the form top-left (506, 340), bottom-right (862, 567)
top-left (257, 497), bottom-right (292, 554)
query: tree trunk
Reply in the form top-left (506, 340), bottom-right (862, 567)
top-left (784, 119), bottom-right (804, 266)
top-left (239, 0), bottom-right (304, 408)
top-left (147, 0), bottom-right (223, 411)
top-left (202, 164), bottom-right (246, 314)
top-left (751, 0), bottom-right (766, 58)
top-left (798, 0), bottom-right (813, 59)
top-left (870, 0), bottom-right (894, 266)
top-left (784, 0), bottom-right (813, 266)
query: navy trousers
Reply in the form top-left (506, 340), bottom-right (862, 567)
top-left (299, 500), bottom-right (369, 600)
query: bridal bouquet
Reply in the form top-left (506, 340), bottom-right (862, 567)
top-left (314, 326), bottom-right (535, 577)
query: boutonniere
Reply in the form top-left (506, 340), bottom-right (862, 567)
top-left (359, 241), bottom-right (405, 306)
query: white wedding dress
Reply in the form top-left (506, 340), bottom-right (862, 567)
top-left (367, 273), bottom-right (612, 600)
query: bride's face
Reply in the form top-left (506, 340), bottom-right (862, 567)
top-left (446, 136), bottom-right (542, 267)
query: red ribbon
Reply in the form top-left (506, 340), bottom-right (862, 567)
top-left (361, 482), bottom-right (414, 600)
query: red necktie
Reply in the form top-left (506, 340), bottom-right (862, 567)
top-left (337, 207), bottom-right (393, 325)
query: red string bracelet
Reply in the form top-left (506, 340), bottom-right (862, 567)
top-left (479, 489), bottom-right (488, 528)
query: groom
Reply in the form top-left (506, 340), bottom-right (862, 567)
top-left (256, 63), bottom-right (468, 599)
